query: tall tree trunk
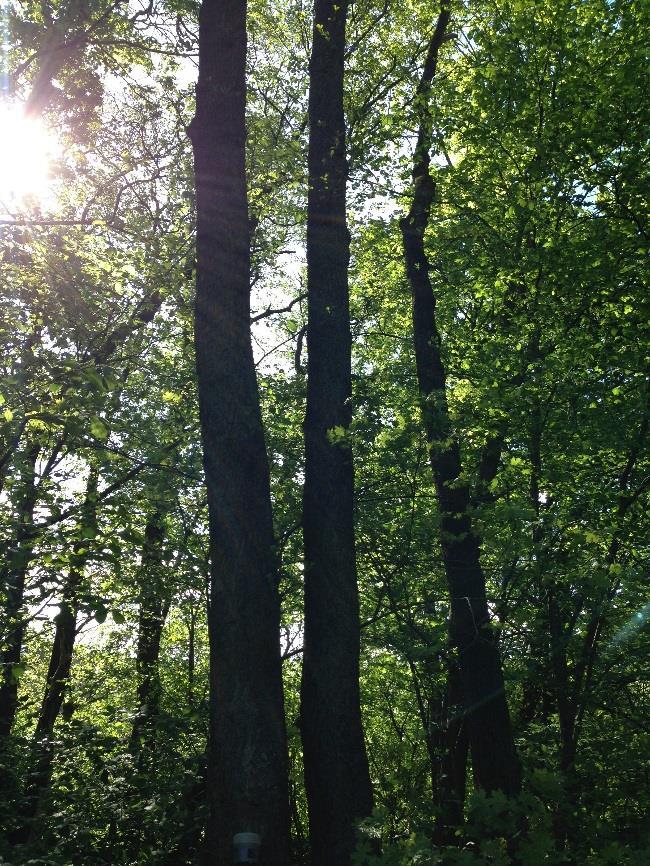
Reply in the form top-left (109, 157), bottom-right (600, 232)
top-left (188, 1), bottom-right (290, 863)
top-left (123, 503), bottom-right (172, 866)
top-left (399, 2), bottom-right (521, 796)
top-left (300, 0), bottom-right (373, 862)
top-left (0, 443), bottom-right (39, 739)
top-left (130, 505), bottom-right (170, 757)
top-left (186, 600), bottom-right (198, 711)
top-left (529, 396), bottom-right (578, 853)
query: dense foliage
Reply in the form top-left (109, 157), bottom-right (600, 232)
top-left (0, 0), bottom-right (648, 863)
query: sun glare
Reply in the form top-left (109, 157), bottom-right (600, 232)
top-left (0, 104), bottom-right (58, 208)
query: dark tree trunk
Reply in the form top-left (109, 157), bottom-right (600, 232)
top-left (35, 471), bottom-right (98, 744)
top-left (11, 471), bottom-right (99, 845)
top-left (188, 1), bottom-right (289, 863)
top-left (434, 661), bottom-right (469, 844)
top-left (0, 444), bottom-right (39, 739)
top-left (399, 2), bottom-right (521, 797)
top-left (187, 603), bottom-right (197, 711)
top-left (300, 0), bottom-right (373, 862)
top-left (130, 506), bottom-right (170, 757)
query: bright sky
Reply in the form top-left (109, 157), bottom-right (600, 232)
top-left (0, 103), bottom-right (59, 215)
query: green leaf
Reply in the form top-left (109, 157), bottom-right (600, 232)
top-left (90, 417), bottom-right (109, 441)
top-left (10, 662), bottom-right (26, 684)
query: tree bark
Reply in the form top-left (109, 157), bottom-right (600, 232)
top-left (188, 1), bottom-right (290, 862)
top-left (434, 660), bottom-right (469, 844)
top-left (0, 444), bottom-right (39, 739)
top-left (300, 0), bottom-right (373, 862)
top-left (8, 470), bottom-right (100, 847)
top-left (130, 505), bottom-right (170, 757)
top-left (399, 2), bottom-right (521, 797)
top-left (34, 471), bottom-right (98, 745)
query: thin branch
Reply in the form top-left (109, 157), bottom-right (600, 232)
top-left (250, 292), bottom-right (306, 323)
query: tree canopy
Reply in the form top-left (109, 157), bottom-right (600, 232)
top-left (0, 0), bottom-right (648, 864)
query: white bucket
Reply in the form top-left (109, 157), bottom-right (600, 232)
top-left (233, 832), bottom-right (261, 863)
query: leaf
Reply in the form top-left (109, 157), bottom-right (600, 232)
top-left (85, 369), bottom-right (107, 392)
top-left (327, 425), bottom-right (349, 446)
top-left (90, 417), bottom-right (109, 441)
top-left (10, 662), bottom-right (26, 684)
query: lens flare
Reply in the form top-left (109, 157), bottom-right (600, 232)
top-left (610, 602), bottom-right (650, 648)
top-left (0, 104), bottom-right (57, 208)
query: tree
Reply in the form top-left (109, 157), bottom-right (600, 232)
top-left (0, 443), bottom-right (40, 739)
top-left (129, 500), bottom-right (172, 758)
top-left (188, 0), bottom-right (290, 862)
top-left (399, 0), bottom-right (521, 797)
top-left (0, 0), bottom-right (648, 862)
top-left (300, 0), bottom-right (374, 861)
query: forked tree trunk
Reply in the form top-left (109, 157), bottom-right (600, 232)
top-left (188, 1), bottom-right (290, 862)
top-left (399, 2), bottom-right (521, 797)
top-left (300, 0), bottom-right (373, 862)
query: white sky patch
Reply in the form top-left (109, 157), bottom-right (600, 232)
top-left (0, 102), bottom-right (61, 215)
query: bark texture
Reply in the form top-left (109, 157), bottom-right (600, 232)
top-left (188, 1), bottom-right (289, 862)
top-left (399, 3), bottom-right (521, 797)
top-left (34, 471), bottom-right (98, 747)
top-left (434, 661), bottom-right (469, 844)
top-left (301, 0), bottom-right (373, 862)
top-left (0, 444), bottom-right (39, 739)
top-left (130, 505), bottom-right (170, 757)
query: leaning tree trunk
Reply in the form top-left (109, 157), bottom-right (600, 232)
top-left (11, 470), bottom-right (98, 845)
top-left (399, 2), bottom-right (521, 796)
top-left (187, 1), bottom-right (289, 863)
top-left (33, 471), bottom-right (98, 744)
top-left (300, 0), bottom-right (373, 863)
